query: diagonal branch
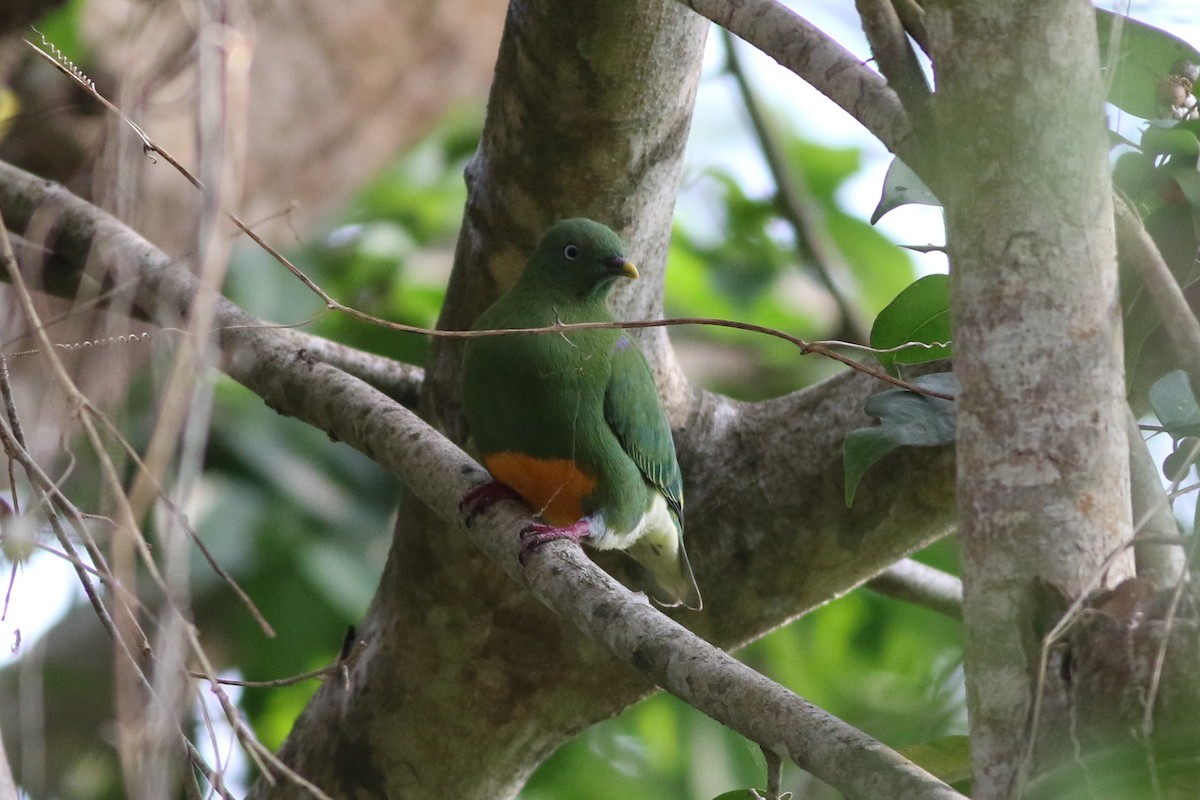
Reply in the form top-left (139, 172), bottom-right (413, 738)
top-left (1114, 194), bottom-right (1200, 397)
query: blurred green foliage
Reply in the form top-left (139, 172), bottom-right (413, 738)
top-left (668, 135), bottom-right (916, 398)
top-left (27, 0), bottom-right (92, 65)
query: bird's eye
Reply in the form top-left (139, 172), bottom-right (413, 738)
top-left (563, 244), bottom-right (580, 260)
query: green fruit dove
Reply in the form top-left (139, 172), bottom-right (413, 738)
top-left (460, 218), bottom-right (702, 610)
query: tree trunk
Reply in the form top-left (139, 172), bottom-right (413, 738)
top-left (927, 1), bottom-right (1134, 797)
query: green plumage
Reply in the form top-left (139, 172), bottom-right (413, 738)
top-left (462, 218), bottom-right (701, 609)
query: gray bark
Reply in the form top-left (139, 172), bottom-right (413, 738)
top-left (926, 1), bottom-right (1134, 796)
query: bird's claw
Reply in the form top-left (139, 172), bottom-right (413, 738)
top-left (517, 520), bottom-right (591, 565)
top-left (459, 481), bottom-right (520, 527)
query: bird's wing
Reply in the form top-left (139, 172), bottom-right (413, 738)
top-left (603, 334), bottom-right (684, 519)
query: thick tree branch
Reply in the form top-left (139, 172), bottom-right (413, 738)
top-left (929, 2), bottom-right (1132, 795)
top-left (891, 0), bottom-right (930, 55)
top-left (0, 160), bottom-right (963, 800)
top-left (266, 335), bottom-right (423, 408)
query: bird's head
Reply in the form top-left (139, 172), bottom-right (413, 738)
top-left (519, 218), bottom-right (639, 301)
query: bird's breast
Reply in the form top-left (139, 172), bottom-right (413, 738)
top-left (483, 452), bottom-right (597, 526)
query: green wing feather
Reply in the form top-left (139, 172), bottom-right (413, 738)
top-left (603, 335), bottom-right (684, 521)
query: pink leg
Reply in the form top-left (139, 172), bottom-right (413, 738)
top-left (459, 481), bottom-right (521, 527)
top-left (519, 518), bottom-right (591, 565)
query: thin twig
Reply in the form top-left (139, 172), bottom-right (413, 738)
top-left (86, 406), bottom-right (276, 637)
top-left (3, 230), bottom-right (426, 407)
top-left (5, 204), bottom-right (951, 401)
top-left (0, 217), bottom-right (127, 634)
top-left (1021, 444), bottom-right (1199, 792)
top-left (188, 637), bottom-right (368, 689)
top-left (2, 210), bottom-right (252, 799)
top-left (0, 353), bottom-right (24, 516)
top-left (184, 738), bottom-right (239, 800)
top-left (1140, 508), bottom-right (1200, 739)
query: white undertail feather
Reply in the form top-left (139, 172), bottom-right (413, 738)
top-left (588, 493), bottom-right (700, 609)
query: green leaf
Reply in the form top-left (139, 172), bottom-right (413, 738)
top-left (1112, 150), bottom-right (1158, 197)
top-left (1096, 10), bottom-right (1200, 120)
top-left (898, 735), bottom-right (973, 786)
top-left (1161, 437), bottom-right (1199, 483)
top-left (871, 158), bottom-right (941, 224)
top-left (870, 274), bottom-right (952, 375)
top-left (709, 792), bottom-right (765, 800)
top-left (1166, 167), bottom-right (1200, 209)
top-left (844, 373), bottom-right (958, 506)
top-left (1141, 123), bottom-right (1200, 163)
top-left (1149, 369), bottom-right (1200, 438)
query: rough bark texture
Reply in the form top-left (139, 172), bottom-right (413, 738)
top-left (9, 0), bottom-right (1200, 796)
top-left (1024, 583), bottom-right (1200, 800)
top-left (926, 1), bottom-right (1133, 796)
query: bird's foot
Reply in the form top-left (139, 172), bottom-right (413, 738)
top-left (460, 481), bottom-right (521, 527)
top-left (518, 519), bottom-right (591, 565)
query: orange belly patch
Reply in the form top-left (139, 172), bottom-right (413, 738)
top-left (483, 452), bottom-right (596, 526)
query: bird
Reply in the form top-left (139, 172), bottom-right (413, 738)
top-left (459, 218), bottom-right (702, 610)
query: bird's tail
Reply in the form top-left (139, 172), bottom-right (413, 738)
top-left (628, 534), bottom-right (702, 611)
